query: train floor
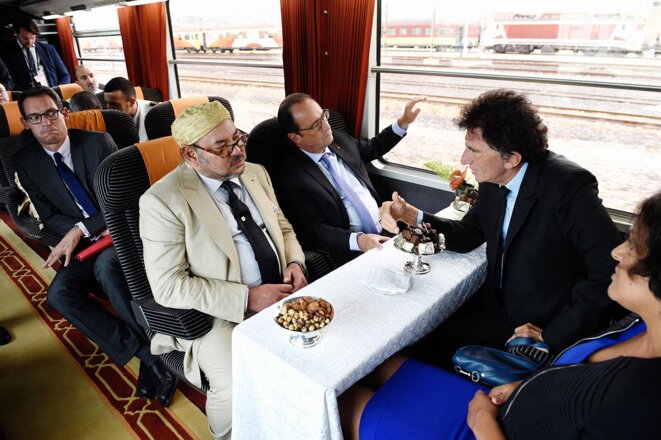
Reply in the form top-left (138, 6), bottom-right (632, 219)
top-left (0, 214), bottom-right (210, 439)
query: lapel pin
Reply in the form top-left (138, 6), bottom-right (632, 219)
top-left (241, 216), bottom-right (246, 222)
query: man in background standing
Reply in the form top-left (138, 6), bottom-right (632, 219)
top-left (0, 19), bottom-right (70, 91)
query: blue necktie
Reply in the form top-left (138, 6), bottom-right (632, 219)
top-left (53, 152), bottom-right (97, 216)
top-left (320, 153), bottom-right (378, 234)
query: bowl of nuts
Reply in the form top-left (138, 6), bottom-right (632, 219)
top-left (275, 296), bottom-right (334, 348)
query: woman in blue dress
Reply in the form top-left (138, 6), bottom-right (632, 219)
top-left (339, 191), bottom-right (661, 439)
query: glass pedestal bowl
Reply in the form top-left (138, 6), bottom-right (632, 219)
top-left (275, 297), bottom-right (334, 348)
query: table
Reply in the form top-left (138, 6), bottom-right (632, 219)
top-left (232, 236), bottom-right (486, 439)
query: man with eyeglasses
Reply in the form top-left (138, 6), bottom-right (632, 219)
top-left (0, 19), bottom-right (70, 91)
top-left (140, 101), bottom-right (307, 440)
top-left (274, 93), bottom-right (424, 256)
top-left (14, 86), bottom-right (178, 407)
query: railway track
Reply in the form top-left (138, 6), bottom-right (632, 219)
top-left (380, 92), bottom-right (661, 127)
top-left (175, 74), bottom-right (661, 127)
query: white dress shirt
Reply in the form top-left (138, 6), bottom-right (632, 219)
top-left (301, 120), bottom-right (407, 251)
top-left (197, 173), bottom-right (281, 288)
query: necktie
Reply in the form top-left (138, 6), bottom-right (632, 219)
top-left (222, 181), bottom-right (281, 284)
top-left (319, 153), bottom-right (378, 234)
top-left (494, 185), bottom-right (510, 290)
top-left (53, 152), bottom-right (97, 216)
top-left (24, 48), bottom-right (38, 83)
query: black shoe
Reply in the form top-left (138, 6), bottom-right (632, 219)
top-left (136, 361), bottom-right (158, 399)
top-left (151, 361), bottom-right (178, 407)
top-left (0, 326), bottom-right (11, 346)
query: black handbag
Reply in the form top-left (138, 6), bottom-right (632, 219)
top-left (452, 337), bottom-right (550, 387)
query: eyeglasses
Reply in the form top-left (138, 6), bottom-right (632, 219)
top-left (298, 109), bottom-right (330, 132)
top-left (25, 108), bottom-right (65, 125)
top-left (192, 131), bottom-right (248, 159)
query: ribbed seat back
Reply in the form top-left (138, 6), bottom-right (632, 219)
top-left (94, 141), bottom-right (211, 340)
top-left (53, 83), bottom-right (83, 100)
top-left (135, 86), bottom-right (162, 103)
top-left (145, 96), bottom-right (234, 140)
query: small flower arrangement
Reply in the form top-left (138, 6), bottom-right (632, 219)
top-left (425, 161), bottom-right (479, 212)
top-left (425, 161), bottom-right (479, 191)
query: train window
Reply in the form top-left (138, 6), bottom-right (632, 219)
top-left (375, 0), bottom-right (661, 213)
top-left (168, 0), bottom-right (285, 129)
top-left (70, 8), bottom-right (126, 86)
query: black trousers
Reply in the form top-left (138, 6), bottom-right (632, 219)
top-left (406, 285), bottom-right (514, 370)
top-left (46, 246), bottom-right (149, 366)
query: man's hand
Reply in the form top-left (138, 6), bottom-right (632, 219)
top-left (357, 233), bottom-right (389, 252)
top-left (488, 381), bottom-right (522, 406)
top-left (247, 283), bottom-right (293, 313)
top-left (507, 322), bottom-right (545, 344)
top-left (44, 225), bottom-right (84, 268)
top-left (379, 191), bottom-right (418, 233)
top-left (397, 96), bottom-right (426, 130)
top-left (283, 262), bottom-right (307, 293)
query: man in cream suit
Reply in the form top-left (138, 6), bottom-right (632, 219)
top-left (140, 101), bottom-right (306, 440)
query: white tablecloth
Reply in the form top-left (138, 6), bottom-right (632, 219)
top-left (232, 240), bottom-right (486, 440)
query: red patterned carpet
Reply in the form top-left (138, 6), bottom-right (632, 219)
top-left (0, 214), bottom-right (209, 439)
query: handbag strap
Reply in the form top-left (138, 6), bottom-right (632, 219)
top-left (505, 337), bottom-right (551, 365)
top-left (505, 337), bottom-right (549, 351)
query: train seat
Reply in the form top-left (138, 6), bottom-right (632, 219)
top-left (66, 109), bottom-right (139, 149)
top-left (94, 136), bottom-right (210, 391)
top-left (52, 83), bottom-right (83, 101)
top-left (246, 110), bottom-right (354, 281)
top-left (134, 86), bottom-right (163, 103)
top-left (0, 101), bottom-right (59, 245)
top-left (144, 95), bottom-right (234, 140)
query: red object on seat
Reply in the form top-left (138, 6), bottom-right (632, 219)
top-left (76, 235), bottom-right (114, 261)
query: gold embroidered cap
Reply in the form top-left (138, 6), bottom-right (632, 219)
top-left (171, 101), bottom-right (231, 146)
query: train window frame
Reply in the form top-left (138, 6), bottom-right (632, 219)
top-left (370, 0), bottom-right (661, 220)
top-left (70, 10), bottom-right (126, 81)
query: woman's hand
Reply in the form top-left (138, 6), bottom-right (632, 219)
top-left (467, 390), bottom-right (507, 440)
top-left (489, 381), bottom-right (522, 406)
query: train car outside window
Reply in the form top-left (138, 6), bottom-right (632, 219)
top-left (70, 8), bottom-right (126, 85)
top-left (376, 0), bottom-right (661, 213)
top-left (168, 0), bottom-right (284, 130)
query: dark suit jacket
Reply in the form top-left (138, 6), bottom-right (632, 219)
top-left (14, 130), bottom-right (117, 239)
top-left (274, 126), bottom-right (403, 252)
top-left (424, 151), bottom-right (622, 352)
top-left (0, 41), bottom-right (70, 91)
top-left (0, 57), bottom-right (12, 90)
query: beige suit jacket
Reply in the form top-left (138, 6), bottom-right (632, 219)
top-left (139, 162), bottom-right (305, 385)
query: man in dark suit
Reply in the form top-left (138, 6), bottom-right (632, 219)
top-left (274, 93), bottom-right (424, 255)
top-left (14, 86), bottom-right (177, 406)
top-left (380, 89), bottom-right (622, 365)
top-left (0, 57), bottom-right (13, 91)
top-left (0, 19), bottom-right (70, 92)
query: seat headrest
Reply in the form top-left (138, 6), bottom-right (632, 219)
top-left (136, 136), bottom-right (182, 185)
top-left (0, 101), bottom-right (25, 137)
top-left (66, 109), bottom-right (107, 132)
top-left (170, 96), bottom-right (209, 117)
top-left (55, 83), bottom-right (84, 100)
